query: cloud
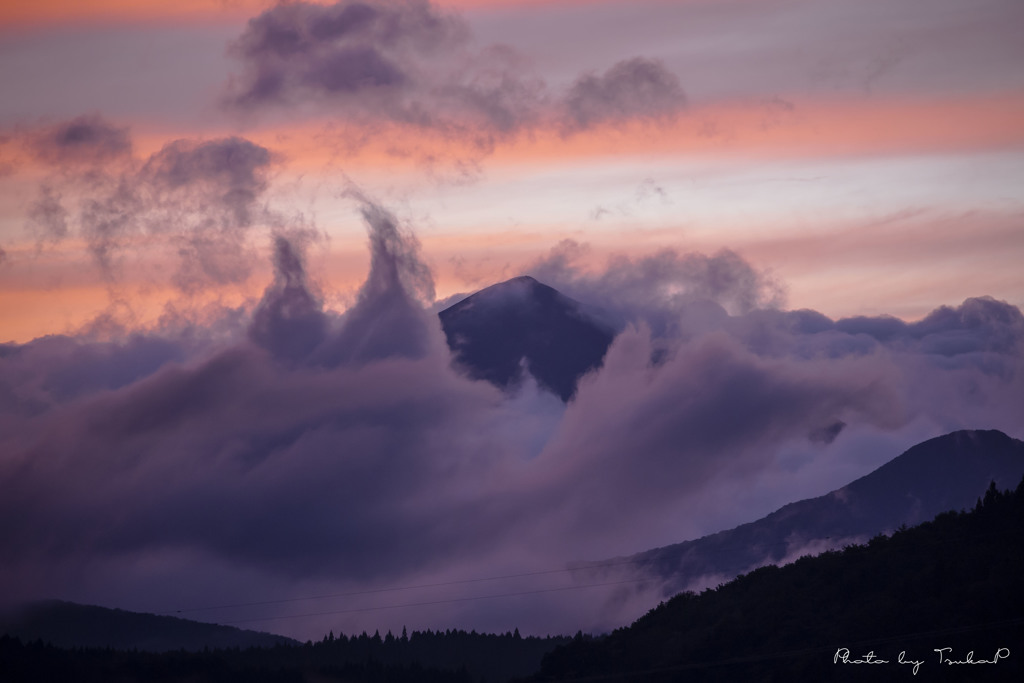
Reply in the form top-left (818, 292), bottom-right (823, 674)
top-left (248, 235), bottom-right (329, 364)
top-left (1, 212), bottom-right (1022, 638)
top-left (17, 119), bottom-right (278, 292)
top-left (223, 2), bottom-right (688, 152)
top-left (248, 196), bottom-right (440, 368)
top-left (561, 58), bottom-right (687, 134)
top-left (518, 324), bottom-right (905, 553)
top-left (29, 114), bottom-right (132, 167)
top-left (227, 0), bottom-right (441, 107)
top-left (141, 137), bottom-right (272, 229)
top-left (527, 239), bottom-right (786, 337)
top-left (225, 0), bottom-right (542, 145)
top-left (26, 184), bottom-right (69, 243)
top-left (0, 203), bottom-right (510, 595)
top-left (313, 200), bottom-right (439, 366)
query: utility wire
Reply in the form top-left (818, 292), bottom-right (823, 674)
top-left (163, 528), bottom-right (1016, 618)
top-left (221, 577), bottom-right (653, 624)
top-left (167, 557), bottom-right (646, 615)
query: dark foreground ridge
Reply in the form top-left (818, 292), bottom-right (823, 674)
top-left (438, 276), bottom-right (615, 401)
top-left (0, 600), bottom-right (297, 652)
top-left (4, 431), bottom-right (1022, 681)
top-left (4, 475), bottom-right (1022, 682)
top-left (538, 476), bottom-right (1024, 682)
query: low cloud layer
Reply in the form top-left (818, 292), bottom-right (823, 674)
top-left (1, 196), bottom-right (1022, 638)
top-left (528, 239), bottom-right (786, 336)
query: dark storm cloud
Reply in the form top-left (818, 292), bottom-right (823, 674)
top-left (561, 58), bottom-right (687, 133)
top-left (522, 325), bottom-right (905, 546)
top-left (226, 1), bottom-right (492, 129)
top-left (787, 296), bottom-right (1024, 363)
top-left (0, 203), bottom-right (508, 588)
top-left (30, 114), bottom-right (132, 166)
top-left (229, 0), bottom-right (461, 107)
top-left (0, 333), bottom-right (187, 417)
top-left (224, 2), bottom-right (689, 148)
top-left (1, 213), bottom-right (1022, 636)
top-left (910, 296), bottom-right (1024, 355)
top-left (19, 119), bottom-right (277, 290)
top-left (0, 345), bottom-right (502, 584)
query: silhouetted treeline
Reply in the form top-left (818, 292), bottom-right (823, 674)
top-left (0, 626), bottom-right (569, 683)
top-left (537, 478), bottom-right (1024, 682)
top-left (304, 626), bottom-right (567, 682)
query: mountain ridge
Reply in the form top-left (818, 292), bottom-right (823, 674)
top-left (0, 599), bottom-right (297, 652)
top-left (597, 429), bottom-right (1024, 596)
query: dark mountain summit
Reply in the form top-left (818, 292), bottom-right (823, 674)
top-left (595, 429), bottom-right (1024, 594)
top-left (438, 276), bottom-right (615, 401)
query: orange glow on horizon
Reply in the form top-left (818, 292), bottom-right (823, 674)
top-left (0, 0), bottom-right (263, 27)
top-left (0, 0), bottom-right (609, 28)
top-left (216, 93), bottom-right (1024, 177)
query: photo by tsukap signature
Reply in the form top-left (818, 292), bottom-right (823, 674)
top-left (834, 647), bottom-right (1011, 675)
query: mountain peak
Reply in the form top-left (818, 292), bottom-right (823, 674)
top-left (456, 275), bottom-right (555, 306)
top-left (438, 276), bottom-right (614, 401)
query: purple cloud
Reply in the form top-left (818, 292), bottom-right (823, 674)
top-left (527, 239), bottom-right (785, 338)
top-left (561, 58), bottom-right (687, 133)
top-left (17, 119), bottom-right (277, 291)
top-left (227, 1), bottom-right (464, 111)
top-left (1, 215), bottom-right (1021, 638)
top-left (224, 2), bottom-right (686, 149)
top-left (27, 183), bottom-right (70, 243)
top-left (30, 114), bottom-right (132, 166)
top-left (314, 201), bottom-right (438, 364)
top-left (248, 236), bottom-right (329, 364)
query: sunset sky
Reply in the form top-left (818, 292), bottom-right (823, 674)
top-left (1, 0), bottom-right (1023, 641)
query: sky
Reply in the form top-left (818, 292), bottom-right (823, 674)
top-left (1, 0), bottom-right (1023, 641)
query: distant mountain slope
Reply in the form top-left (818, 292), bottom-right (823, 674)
top-left (0, 600), bottom-right (297, 652)
top-left (602, 430), bottom-right (1024, 595)
top-left (540, 477), bottom-right (1024, 681)
top-left (438, 276), bottom-right (614, 402)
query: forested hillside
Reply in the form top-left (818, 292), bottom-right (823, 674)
top-left (537, 478), bottom-right (1024, 681)
top-left (4, 481), bottom-right (1022, 682)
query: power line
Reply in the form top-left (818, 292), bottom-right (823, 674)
top-left (167, 557), bottom-right (646, 615)
top-left (164, 528), bottom-right (1017, 619)
top-left (221, 577), bottom-right (653, 625)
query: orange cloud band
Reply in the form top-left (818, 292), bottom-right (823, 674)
top-left (0, 0), bottom-right (608, 28)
